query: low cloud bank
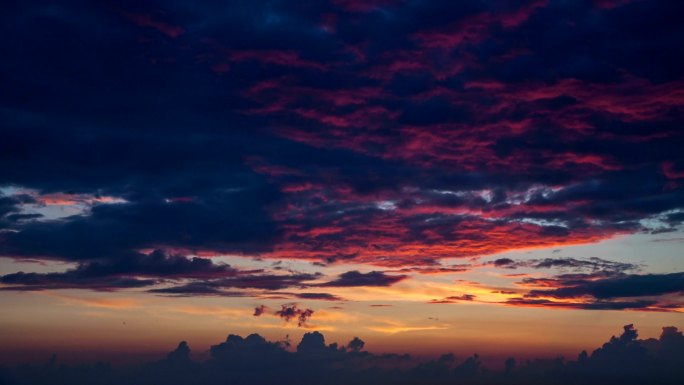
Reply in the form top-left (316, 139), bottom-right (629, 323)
top-left (2, 324), bottom-right (684, 384)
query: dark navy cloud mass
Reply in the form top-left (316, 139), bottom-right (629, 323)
top-left (1, 0), bottom-right (683, 310)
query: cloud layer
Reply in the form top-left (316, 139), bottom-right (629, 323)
top-left (2, 324), bottom-right (684, 385)
top-left (0, 0), bottom-right (683, 309)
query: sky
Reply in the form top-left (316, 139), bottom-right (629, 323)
top-left (1, 0), bottom-right (683, 366)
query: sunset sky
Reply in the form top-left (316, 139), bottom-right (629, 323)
top-left (1, 0), bottom-right (683, 365)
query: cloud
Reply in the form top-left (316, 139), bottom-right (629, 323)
top-left (292, 292), bottom-right (345, 301)
top-left (5, 323), bottom-right (684, 384)
top-left (147, 272), bottom-right (322, 296)
top-left (0, 193), bottom-right (38, 229)
top-left (490, 257), bottom-right (639, 273)
top-left (148, 284), bottom-right (248, 297)
top-left (1, 190), bottom-right (282, 262)
top-left (392, 264), bottom-right (471, 274)
top-left (0, 194), bottom-right (35, 216)
top-left (0, 273), bottom-right (156, 292)
top-left (253, 305), bottom-right (268, 316)
top-left (319, 271), bottom-right (407, 287)
top-left (123, 12), bottom-right (185, 38)
top-left (1, 0), bottom-right (683, 295)
top-left (526, 272), bottom-right (684, 300)
top-left (346, 336), bottom-right (365, 352)
top-left (429, 294), bottom-right (476, 304)
top-left (0, 248), bottom-right (329, 295)
top-left (504, 297), bottom-right (662, 311)
top-left (165, 341), bottom-right (191, 365)
top-left (274, 304), bottom-right (315, 327)
top-left (500, 271), bottom-right (684, 312)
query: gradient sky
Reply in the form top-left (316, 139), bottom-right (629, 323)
top-left (1, 0), bottom-right (683, 364)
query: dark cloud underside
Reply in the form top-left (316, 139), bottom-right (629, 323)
top-left (0, 0), bottom-right (683, 303)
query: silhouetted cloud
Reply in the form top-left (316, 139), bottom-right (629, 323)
top-left (292, 292), bottom-right (344, 301)
top-left (164, 341), bottom-right (191, 365)
top-left (499, 271), bottom-right (684, 311)
top-left (275, 304), bottom-right (315, 327)
top-left (526, 272), bottom-right (684, 299)
top-left (392, 265), bottom-right (471, 274)
top-left (490, 257), bottom-right (639, 273)
top-left (253, 305), bottom-right (267, 316)
top-left (504, 297), bottom-right (661, 311)
top-left (296, 331), bottom-right (327, 353)
top-left (347, 337), bottom-right (365, 352)
top-left (3, 324), bottom-right (684, 385)
top-left (494, 258), bottom-right (516, 267)
top-left (429, 294), bottom-right (477, 304)
top-left (0, 250), bottom-right (323, 293)
top-left (319, 271), bottom-right (407, 287)
top-left (0, 194), bottom-right (38, 229)
top-left (0, 273), bottom-right (156, 291)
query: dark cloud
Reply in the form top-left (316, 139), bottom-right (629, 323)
top-left (296, 331), bottom-right (327, 353)
top-left (208, 273), bottom-right (321, 291)
top-left (252, 291), bottom-right (345, 301)
top-left (208, 333), bottom-right (289, 365)
top-left (500, 270), bottom-right (684, 312)
top-left (0, 194), bottom-right (37, 229)
top-left (165, 341), bottom-right (191, 365)
top-left (4, 324), bottom-right (684, 385)
top-left (504, 297), bottom-right (661, 311)
top-left (526, 272), bottom-right (684, 300)
top-left (1, 191), bottom-right (281, 262)
top-left (392, 264), bottom-right (471, 274)
top-left (148, 272), bottom-right (322, 296)
top-left (347, 336), bottom-right (365, 352)
top-left (275, 304), bottom-right (314, 327)
top-left (0, 194), bottom-right (35, 217)
top-left (253, 305), bottom-right (268, 316)
top-left (319, 271), bottom-right (407, 287)
top-left (71, 249), bottom-right (242, 279)
top-left (293, 292), bottom-right (344, 301)
top-left (494, 258), bottom-right (515, 267)
top-left (1, 0), bottom-right (683, 292)
top-left (148, 284), bottom-right (247, 297)
top-left (490, 257), bottom-right (639, 273)
top-left (0, 249), bottom-right (319, 293)
top-left (429, 294), bottom-right (477, 304)
top-left (0, 273), bottom-right (156, 292)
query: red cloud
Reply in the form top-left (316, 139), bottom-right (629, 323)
top-left (124, 13), bottom-right (185, 38)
